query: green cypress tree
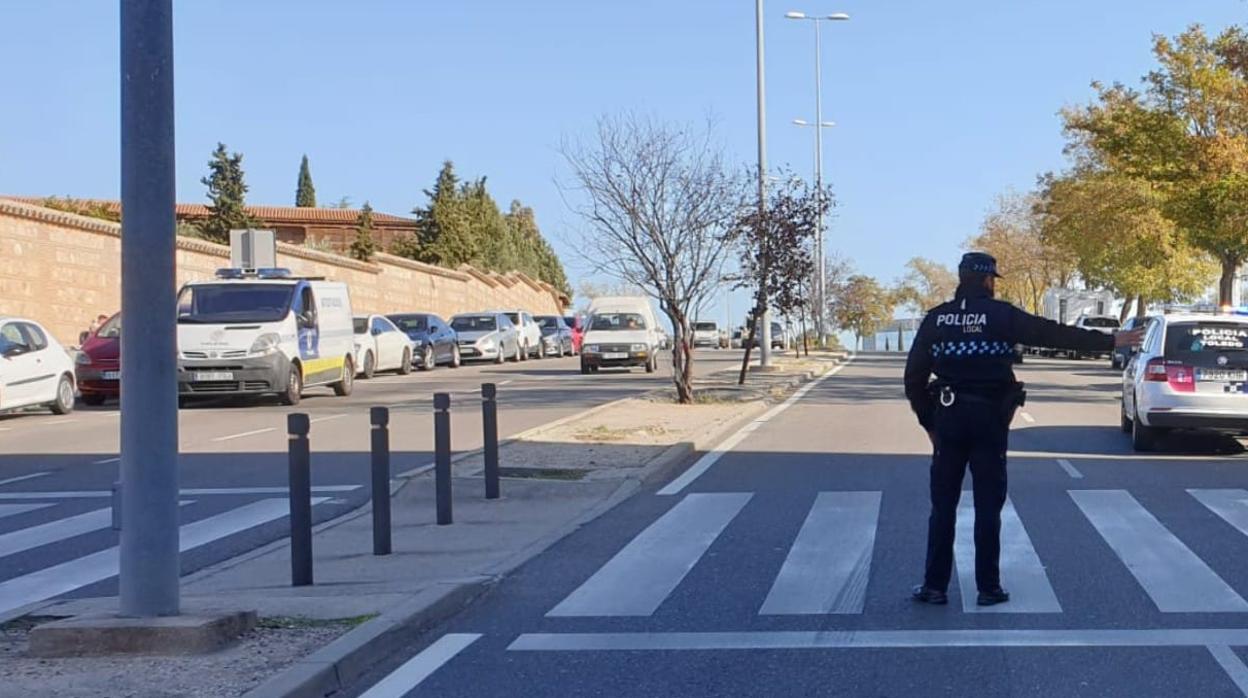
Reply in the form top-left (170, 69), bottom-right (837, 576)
top-left (295, 154), bottom-right (317, 207)
top-left (350, 202), bottom-right (377, 262)
top-left (200, 142), bottom-right (254, 244)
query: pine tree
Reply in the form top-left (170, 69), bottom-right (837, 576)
top-left (200, 142), bottom-right (254, 244)
top-left (350, 202), bottom-right (377, 262)
top-left (402, 160), bottom-right (482, 266)
top-left (295, 154), bottom-right (316, 207)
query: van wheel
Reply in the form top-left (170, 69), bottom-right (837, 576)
top-left (333, 358), bottom-right (355, 396)
top-left (281, 366), bottom-right (303, 406)
top-left (50, 375), bottom-right (75, 415)
top-left (420, 345), bottom-right (435, 372)
top-left (398, 348), bottom-right (413, 375)
top-left (450, 345), bottom-right (462, 368)
top-left (362, 351), bottom-right (376, 380)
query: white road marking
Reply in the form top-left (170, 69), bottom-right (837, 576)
top-left (358, 633), bottom-right (482, 698)
top-left (498, 379), bottom-right (514, 386)
top-left (955, 498), bottom-right (1061, 613)
top-left (41, 419), bottom-right (77, 426)
top-left (1019, 411), bottom-right (1036, 424)
top-left (1190, 489), bottom-right (1248, 540)
top-left (658, 357), bottom-right (854, 496)
top-left (1056, 458), bottom-right (1083, 479)
top-left (0, 503), bottom-right (54, 520)
top-left (0, 497), bottom-right (327, 619)
top-left (760, 491), bottom-right (880, 615)
top-left (0, 485), bottom-right (359, 500)
top-left (510, 628), bottom-right (1248, 651)
top-left (0, 472), bottom-right (50, 487)
top-left (548, 493), bottom-right (752, 617)
top-left (1209, 645), bottom-right (1248, 696)
top-left (92, 457), bottom-right (120, 465)
top-left (310, 414), bottom-right (347, 424)
top-left (0, 501), bottom-right (192, 558)
top-left (211, 427), bottom-right (277, 442)
top-left (1071, 489), bottom-right (1248, 613)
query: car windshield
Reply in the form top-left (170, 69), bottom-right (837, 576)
top-left (536, 316), bottom-right (561, 332)
top-left (176, 283), bottom-right (294, 324)
top-left (694, 323), bottom-right (717, 332)
top-left (590, 313), bottom-right (646, 331)
top-left (353, 318), bottom-right (369, 334)
top-left (389, 315), bottom-right (429, 333)
top-left (97, 315), bottom-right (121, 339)
top-left (563, 316), bottom-right (578, 328)
top-left (453, 315), bottom-right (496, 332)
top-left (1082, 317), bottom-right (1120, 329)
top-left (1165, 322), bottom-right (1248, 363)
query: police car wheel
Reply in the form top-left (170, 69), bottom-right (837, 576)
top-left (1120, 404), bottom-right (1132, 434)
top-left (1131, 407), bottom-right (1158, 452)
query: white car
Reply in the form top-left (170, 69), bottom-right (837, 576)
top-left (498, 310), bottom-right (543, 360)
top-left (1122, 313), bottom-right (1248, 451)
top-left (692, 322), bottom-right (719, 348)
top-left (0, 316), bottom-right (76, 415)
top-left (353, 315), bottom-right (413, 379)
top-left (1073, 315), bottom-right (1120, 360)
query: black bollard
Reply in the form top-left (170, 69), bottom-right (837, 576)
top-left (370, 406), bottom-right (392, 555)
top-left (482, 383), bottom-right (500, 500)
top-left (434, 392), bottom-right (453, 525)
top-left (288, 413), bottom-right (313, 586)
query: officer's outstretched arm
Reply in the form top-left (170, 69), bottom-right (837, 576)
top-left (1009, 307), bottom-right (1116, 353)
top-left (904, 313), bottom-right (937, 430)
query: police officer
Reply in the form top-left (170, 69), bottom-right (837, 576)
top-left (905, 252), bottom-right (1136, 606)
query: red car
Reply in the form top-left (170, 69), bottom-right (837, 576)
top-left (564, 315), bottom-right (584, 354)
top-left (76, 313), bottom-right (121, 405)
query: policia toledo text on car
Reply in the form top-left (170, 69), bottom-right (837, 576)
top-left (903, 252), bottom-right (1137, 607)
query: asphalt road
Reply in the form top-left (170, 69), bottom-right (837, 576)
top-left (344, 353), bottom-right (1248, 697)
top-left (0, 350), bottom-right (747, 621)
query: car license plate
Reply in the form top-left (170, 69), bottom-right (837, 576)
top-left (603, 352), bottom-right (628, 360)
top-left (1198, 368), bottom-right (1247, 382)
top-left (101, 371), bottom-right (120, 380)
top-left (194, 371), bottom-right (234, 382)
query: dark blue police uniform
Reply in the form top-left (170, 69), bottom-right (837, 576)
top-left (904, 253), bottom-right (1113, 605)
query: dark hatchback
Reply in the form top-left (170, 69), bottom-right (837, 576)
top-left (387, 313), bottom-right (461, 369)
top-left (76, 313), bottom-right (121, 405)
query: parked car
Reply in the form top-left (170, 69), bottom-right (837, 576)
top-left (536, 315), bottom-right (575, 357)
top-left (352, 315), bottom-right (412, 379)
top-left (0, 316), bottom-right (76, 415)
top-left (580, 296), bottom-right (661, 374)
top-left (1121, 313), bottom-right (1248, 451)
top-left (564, 315), bottom-right (584, 354)
top-left (1111, 315), bottom-right (1152, 370)
top-left (451, 312), bottom-right (522, 363)
top-left (1073, 315), bottom-right (1120, 359)
top-left (693, 321), bottom-right (720, 348)
top-left (730, 328), bottom-right (744, 349)
top-left (76, 312), bottom-right (121, 405)
top-left (747, 321), bottom-right (788, 350)
top-left (387, 313), bottom-right (461, 370)
top-left (496, 310), bottom-right (542, 360)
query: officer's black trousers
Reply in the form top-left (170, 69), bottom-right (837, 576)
top-left (923, 398), bottom-right (1010, 593)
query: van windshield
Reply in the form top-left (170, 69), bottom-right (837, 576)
top-left (177, 283), bottom-right (294, 324)
top-left (590, 313), bottom-right (646, 331)
top-left (694, 322), bottom-right (717, 332)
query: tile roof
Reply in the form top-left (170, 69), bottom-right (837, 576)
top-left (1, 196), bottom-right (415, 226)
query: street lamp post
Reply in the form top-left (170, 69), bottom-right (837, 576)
top-left (755, 0), bottom-right (772, 367)
top-left (787, 10), bottom-right (849, 348)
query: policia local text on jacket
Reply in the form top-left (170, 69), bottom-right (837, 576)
top-left (903, 273), bottom-right (1113, 606)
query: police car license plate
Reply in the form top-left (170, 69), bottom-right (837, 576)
top-left (101, 371), bottom-right (120, 380)
top-left (194, 371), bottom-right (234, 382)
top-left (1198, 368), bottom-right (1247, 382)
top-left (603, 352), bottom-right (628, 360)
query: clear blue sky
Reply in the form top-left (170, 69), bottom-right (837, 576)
top-left (1, 1), bottom-right (1243, 325)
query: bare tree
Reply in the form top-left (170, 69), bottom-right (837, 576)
top-left (562, 114), bottom-right (744, 403)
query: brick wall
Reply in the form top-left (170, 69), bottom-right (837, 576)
top-left (0, 199), bottom-right (566, 346)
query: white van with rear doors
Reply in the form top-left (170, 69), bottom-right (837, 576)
top-left (0, 316), bottom-right (76, 415)
top-left (176, 269), bottom-right (356, 406)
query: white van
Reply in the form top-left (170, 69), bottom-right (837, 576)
top-left (580, 296), bottom-right (662, 374)
top-left (176, 269), bottom-right (356, 405)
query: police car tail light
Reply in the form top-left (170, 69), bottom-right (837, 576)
top-left (1145, 358), bottom-right (1194, 392)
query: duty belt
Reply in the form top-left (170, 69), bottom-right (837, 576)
top-left (937, 385), bottom-right (1001, 408)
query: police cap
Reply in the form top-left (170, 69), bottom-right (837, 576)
top-left (958, 252), bottom-right (1002, 278)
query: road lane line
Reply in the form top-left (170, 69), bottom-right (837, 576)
top-left (658, 356), bottom-right (854, 496)
top-left (0, 501), bottom-right (192, 558)
top-left (1056, 458), bottom-right (1083, 479)
top-left (760, 491), bottom-right (880, 615)
top-left (0, 503), bottom-right (54, 520)
top-left (0, 497), bottom-right (327, 620)
top-left (0, 472), bottom-right (50, 487)
top-left (547, 493), bottom-right (752, 617)
top-left (1209, 645), bottom-right (1248, 696)
top-left (0, 485), bottom-right (359, 500)
top-left (211, 427), bottom-right (277, 442)
top-left (309, 414), bottom-right (347, 424)
top-left (955, 498), bottom-right (1061, 613)
top-left (1019, 412), bottom-right (1036, 424)
top-left (92, 457), bottom-right (120, 465)
top-left (1071, 489), bottom-right (1248, 613)
top-left (358, 633), bottom-right (482, 698)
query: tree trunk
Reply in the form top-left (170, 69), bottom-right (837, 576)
top-left (801, 310), bottom-right (809, 357)
top-left (1219, 257), bottom-right (1239, 307)
top-left (667, 312), bottom-right (694, 404)
top-left (739, 313), bottom-right (760, 385)
top-left (1136, 297), bottom-right (1148, 319)
top-left (1118, 295), bottom-right (1135, 324)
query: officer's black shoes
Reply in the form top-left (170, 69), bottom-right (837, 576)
top-left (911, 585), bottom-right (948, 605)
top-left (977, 587), bottom-right (1011, 606)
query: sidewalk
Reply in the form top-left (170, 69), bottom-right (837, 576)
top-left (2, 350), bottom-right (849, 698)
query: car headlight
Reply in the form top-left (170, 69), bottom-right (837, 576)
top-left (630, 343), bottom-right (647, 352)
top-left (249, 333), bottom-right (281, 356)
top-left (478, 336), bottom-right (496, 349)
top-left (584, 344), bottom-right (600, 354)
top-left (75, 353), bottom-right (93, 365)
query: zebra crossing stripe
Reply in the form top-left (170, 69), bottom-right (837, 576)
top-left (0, 503), bottom-right (54, 521)
top-left (760, 492), bottom-right (880, 615)
top-left (955, 498), bottom-right (1061, 613)
top-left (547, 493), bottom-right (752, 617)
top-left (1071, 489), bottom-right (1248, 613)
top-left (1190, 489), bottom-right (1248, 540)
top-left (0, 502), bottom-right (192, 559)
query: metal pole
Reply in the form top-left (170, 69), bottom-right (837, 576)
top-left (288, 413), bottom-right (313, 586)
top-left (814, 18), bottom-right (827, 348)
top-left (482, 384), bottom-right (500, 500)
top-left (756, 0), bottom-right (772, 367)
top-left (370, 407), bottom-right (392, 556)
top-left (434, 393), bottom-right (453, 525)
top-left (119, 0), bottom-right (179, 618)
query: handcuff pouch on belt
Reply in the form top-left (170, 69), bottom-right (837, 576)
top-left (929, 381), bottom-right (1027, 426)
